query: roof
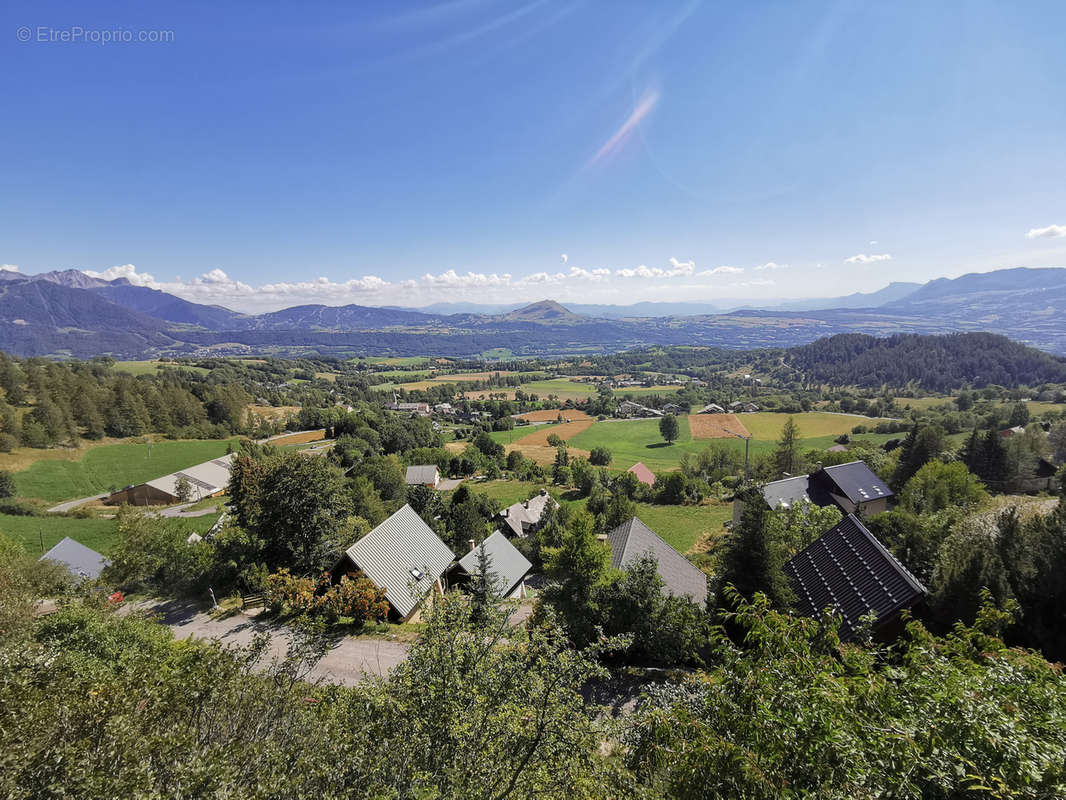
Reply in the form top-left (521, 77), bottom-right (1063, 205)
top-left (145, 453), bottom-right (235, 499)
top-left (761, 475), bottom-right (822, 510)
top-left (627, 462), bottom-right (656, 486)
top-left (784, 514), bottom-right (926, 641)
top-left (606, 517), bottom-right (708, 605)
top-left (457, 530), bottom-right (532, 597)
top-left (405, 464), bottom-right (439, 485)
top-left (499, 491), bottom-right (558, 537)
top-left (39, 536), bottom-right (110, 581)
top-left (344, 504), bottom-right (455, 619)
top-left (816, 461), bottom-right (893, 506)
top-left (699, 404), bottom-right (725, 413)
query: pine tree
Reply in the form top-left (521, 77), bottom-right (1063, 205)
top-left (469, 541), bottom-right (501, 624)
top-left (716, 487), bottom-right (794, 610)
top-left (773, 416), bottom-right (802, 477)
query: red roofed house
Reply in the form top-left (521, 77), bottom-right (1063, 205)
top-left (627, 462), bottom-right (656, 487)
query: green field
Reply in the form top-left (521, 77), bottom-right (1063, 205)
top-left (1, 512), bottom-right (222, 557)
top-left (15, 439), bottom-right (240, 503)
top-left (522, 379), bottom-right (597, 399)
top-left (112, 360), bottom-right (211, 376)
top-left (614, 385), bottom-right (684, 397)
top-left (739, 411), bottom-right (891, 439)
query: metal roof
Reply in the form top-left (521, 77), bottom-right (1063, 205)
top-left (405, 464), bottom-right (439, 485)
top-left (816, 461), bottom-right (893, 506)
top-left (606, 517), bottom-right (708, 605)
top-left (761, 475), bottom-right (818, 509)
top-left (499, 491), bottom-right (558, 538)
top-left (784, 514), bottom-right (925, 641)
top-left (145, 452), bottom-right (234, 499)
top-left (456, 530), bottom-right (532, 597)
top-left (39, 536), bottom-right (110, 581)
top-left (345, 504), bottom-right (455, 618)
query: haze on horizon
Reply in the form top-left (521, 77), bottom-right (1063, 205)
top-left (2, 0), bottom-right (1065, 314)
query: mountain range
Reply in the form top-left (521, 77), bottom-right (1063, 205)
top-left (1, 266), bottom-right (1065, 359)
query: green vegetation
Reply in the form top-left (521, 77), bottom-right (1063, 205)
top-left (112, 360), bottom-right (211, 376)
top-left (15, 439), bottom-right (239, 503)
top-left (0, 511), bottom-right (221, 556)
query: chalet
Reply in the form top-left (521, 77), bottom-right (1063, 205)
top-left (734, 460), bottom-right (894, 524)
top-left (451, 531), bottom-right (532, 599)
top-left (106, 453), bottom-right (235, 506)
top-left (498, 490), bottom-right (559, 538)
top-left (39, 537), bottom-right (110, 582)
top-left (405, 465), bottom-right (440, 488)
top-left (785, 514), bottom-right (925, 641)
top-left (999, 426), bottom-right (1027, 438)
top-left (698, 403), bottom-right (725, 414)
top-left (662, 403), bottom-right (688, 415)
top-left (388, 401), bottom-right (431, 416)
top-left (334, 504), bottom-right (455, 622)
top-left (433, 402), bottom-right (454, 415)
top-left (605, 517), bottom-right (708, 605)
top-left (626, 462), bottom-right (656, 487)
top-left (617, 400), bottom-right (662, 418)
top-left (729, 401), bottom-right (760, 413)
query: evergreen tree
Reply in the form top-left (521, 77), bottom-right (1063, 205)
top-left (773, 416), bottom-right (802, 477)
top-left (715, 487), bottom-right (794, 610)
top-left (659, 414), bottom-right (679, 444)
top-left (468, 541), bottom-right (501, 624)
top-left (542, 510), bottom-right (611, 647)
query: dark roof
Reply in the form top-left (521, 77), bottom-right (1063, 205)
top-left (816, 461), bottom-right (893, 506)
top-left (606, 517), bottom-right (708, 605)
top-left (456, 530), bottom-right (532, 597)
top-left (784, 514), bottom-right (925, 641)
top-left (404, 464), bottom-right (438, 485)
top-left (39, 536), bottom-right (110, 581)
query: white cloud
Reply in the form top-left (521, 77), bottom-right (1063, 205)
top-left (753, 261), bottom-right (787, 271)
top-left (729, 278), bottom-right (776, 288)
top-left (869, 240), bottom-right (878, 245)
top-left (615, 257), bottom-right (695, 279)
top-left (419, 269), bottom-right (512, 288)
top-left (560, 253), bottom-right (568, 264)
top-left (1026, 224), bottom-right (1066, 239)
top-left (697, 265), bottom-right (744, 276)
top-left (844, 253), bottom-right (892, 264)
top-left (0, 264), bottom-right (19, 272)
top-left (83, 263), bottom-right (157, 285)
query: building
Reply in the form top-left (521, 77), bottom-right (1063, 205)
top-left (662, 403), bottom-right (688, 415)
top-left (106, 453), bottom-right (235, 506)
top-left (999, 425), bottom-right (1027, 438)
top-left (617, 400), bottom-right (662, 418)
top-left (498, 490), bottom-right (559, 538)
top-left (405, 464), bottom-right (440, 488)
top-left (729, 401), bottom-right (760, 413)
top-left (605, 517), bottom-right (708, 605)
top-left (785, 514), bottom-right (926, 641)
top-left (433, 402), bottom-right (454, 415)
top-left (698, 403), bottom-right (725, 414)
top-left (335, 504), bottom-right (455, 622)
top-left (733, 460), bottom-right (894, 524)
top-left (452, 531), bottom-right (532, 599)
top-left (39, 537), bottom-right (110, 582)
top-left (626, 462), bottom-right (656, 487)
top-left (388, 401), bottom-right (431, 416)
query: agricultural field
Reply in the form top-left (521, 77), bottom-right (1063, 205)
top-left (269, 429), bottom-right (326, 446)
top-left (688, 413), bottom-right (751, 440)
top-left (13, 438), bottom-right (241, 504)
top-left (739, 411), bottom-right (892, 440)
top-left (1, 511), bottom-right (222, 557)
top-left (246, 404), bottom-right (300, 422)
top-left (515, 409), bottom-right (592, 423)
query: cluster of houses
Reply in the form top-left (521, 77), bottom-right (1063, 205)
top-left (386, 400), bottom-right (492, 424)
top-left (616, 400), bottom-right (689, 418)
top-left (698, 401), bottom-right (760, 414)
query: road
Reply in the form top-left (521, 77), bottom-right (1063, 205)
top-left (47, 493), bottom-right (108, 513)
top-left (127, 599), bottom-right (410, 685)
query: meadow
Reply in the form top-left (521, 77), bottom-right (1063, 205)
top-left (112, 360), bottom-right (211, 376)
top-left (14, 438), bottom-right (241, 504)
top-left (2, 511), bottom-right (222, 556)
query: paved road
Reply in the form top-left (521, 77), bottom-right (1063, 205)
top-left (47, 493), bottom-right (108, 513)
top-left (127, 599), bottom-right (410, 685)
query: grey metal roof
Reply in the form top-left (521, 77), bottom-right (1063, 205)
top-left (39, 536), bottom-right (110, 581)
top-left (816, 461), bottom-right (893, 506)
top-left (761, 475), bottom-right (816, 509)
top-left (144, 452), bottom-right (234, 499)
top-left (499, 491), bottom-right (558, 538)
top-left (606, 517), bottom-right (708, 605)
top-left (784, 514), bottom-right (925, 641)
top-left (457, 530), bottom-right (532, 597)
top-left (405, 464), bottom-right (438, 485)
top-left (345, 504), bottom-right (455, 618)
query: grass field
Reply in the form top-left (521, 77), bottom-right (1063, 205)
top-left (522, 379), bottom-right (597, 400)
top-left (113, 360), bottom-right (210, 376)
top-left (14, 439), bottom-right (240, 503)
top-left (739, 411), bottom-right (892, 439)
top-left (688, 413), bottom-right (751, 440)
top-left (1, 511), bottom-right (222, 557)
top-left (269, 429), bottom-right (326, 446)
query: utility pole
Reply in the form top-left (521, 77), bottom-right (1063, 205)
top-left (724, 427), bottom-right (751, 483)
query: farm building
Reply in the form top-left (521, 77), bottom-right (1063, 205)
top-left (388, 401), bottom-right (431, 416)
top-left (734, 460), bottom-right (894, 524)
top-left (626, 462), bottom-right (656, 487)
top-left (785, 513), bottom-right (925, 642)
top-left (106, 453), bottom-right (235, 506)
top-left (451, 531), bottom-right (532, 599)
top-left (729, 401), bottom-right (760, 413)
top-left (662, 403), bottom-right (688, 415)
top-left (405, 464), bottom-right (440, 488)
top-left (40, 537), bottom-right (110, 582)
top-left (617, 400), bottom-right (662, 418)
top-left (498, 490), bottom-right (559, 538)
top-left (605, 517), bottom-right (708, 605)
top-left (698, 403), bottom-right (725, 414)
top-left (335, 504), bottom-right (455, 622)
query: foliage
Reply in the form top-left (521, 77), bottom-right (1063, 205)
top-left (772, 415), bottom-right (802, 477)
top-left (588, 446), bottom-right (612, 466)
top-left (0, 470), bottom-right (15, 499)
top-left (542, 510), bottom-right (612, 647)
top-left (764, 501), bottom-right (842, 556)
top-left (658, 413), bottom-right (679, 444)
top-left (899, 460), bottom-right (986, 515)
top-left (105, 508), bottom-right (217, 593)
top-left (714, 488), bottom-right (794, 610)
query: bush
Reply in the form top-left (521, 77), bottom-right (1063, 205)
top-left (546, 433), bottom-right (565, 447)
top-left (589, 446), bottom-right (612, 466)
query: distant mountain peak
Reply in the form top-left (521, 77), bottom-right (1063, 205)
top-left (501, 299), bottom-right (584, 323)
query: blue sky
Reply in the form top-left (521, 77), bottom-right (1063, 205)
top-left (2, 0), bottom-right (1065, 311)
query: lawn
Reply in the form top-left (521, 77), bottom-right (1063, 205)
top-left (15, 438), bottom-right (241, 503)
top-left (522, 379), bottom-right (597, 400)
top-left (568, 417), bottom-right (707, 472)
top-left (1, 511), bottom-right (222, 557)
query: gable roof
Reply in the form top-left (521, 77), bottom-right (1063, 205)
top-left (405, 464), bottom-right (438, 484)
top-left (761, 475), bottom-right (823, 509)
top-left (499, 491), bottom-right (558, 537)
top-left (457, 530), bottom-right (532, 597)
top-left (816, 461), bottom-right (893, 506)
top-left (784, 514), bottom-right (925, 641)
top-left (606, 517), bottom-right (708, 605)
top-left (626, 462), bottom-right (656, 486)
top-left (344, 504), bottom-right (455, 618)
top-left (39, 536), bottom-right (110, 581)
top-left (145, 453), bottom-right (234, 499)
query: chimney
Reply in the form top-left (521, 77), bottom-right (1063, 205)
top-left (815, 461), bottom-right (823, 471)
top-left (468, 539), bottom-right (476, 552)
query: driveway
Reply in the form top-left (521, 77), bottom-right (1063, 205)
top-left (47, 493), bottom-right (108, 513)
top-left (126, 599), bottom-right (409, 685)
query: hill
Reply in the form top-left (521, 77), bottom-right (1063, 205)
top-left (501, 300), bottom-right (585, 324)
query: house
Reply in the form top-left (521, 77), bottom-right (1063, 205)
top-left (626, 462), bottom-right (656, 487)
top-left (662, 403), bottom-right (688, 415)
top-left (335, 504), bottom-right (455, 622)
top-left (388, 401), bottom-right (431, 416)
top-left (784, 514), bottom-right (926, 641)
top-left (605, 517), bottom-right (708, 605)
top-left (39, 537), bottom-right (110, 582)
top-left (106, 453), bottom-right (235, 506)
top-left (999, 426), bottom-right (1027, 438)
top-left (729, 401), bottom-right (760, 413)
top-left (405, 464), bottom-right (440, 488)
top-left (1012, 457), bottom-right (1060, 493)
top-left (698, 403), bottom-right (725, 414)
top-left (452, 531), bottom-right (532, 599)
top-left (433, 402), bottom-right (454, 415)
top-left (617, 400), bottom-right (662, 418)
top-left (498, 490), bottom-right (559, 538)
top-left (733, 460), bottom-right (894, 524)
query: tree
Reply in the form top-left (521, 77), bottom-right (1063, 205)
top-left (715, 487), bottom-right (794, 610)
top-left (589, 446), bottom-right (612, 466)
top-left (173, 474), bottom-right (194, 504)
top-left (0, 470), bottom-right (15, 499)
top-left (542, 510), bottom-right (612, 647)
top-left (893, 424), bottom-right (946, 487)
top-left (659, 414), bottom-right (679, 444)
top-left (1008, 401), bottom-right (1031, 428)
top-left (468, 541), bottom-right (501, 624)
top-left (899, 460), bottom-right (986, 515)
top-left (773, 416), bottom-right (802, 478)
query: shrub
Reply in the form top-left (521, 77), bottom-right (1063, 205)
top-left (589, 446), bottom-right (612, 466)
